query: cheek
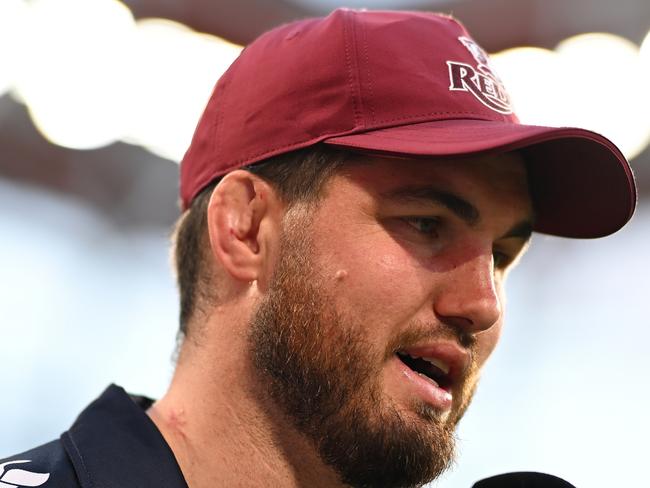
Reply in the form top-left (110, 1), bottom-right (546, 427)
top-left (317, 230), bottom-right (430, 327)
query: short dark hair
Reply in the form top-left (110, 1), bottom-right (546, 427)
top-left (172, 144), bottom-right (358, 338)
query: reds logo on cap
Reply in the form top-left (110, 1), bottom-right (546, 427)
top-left (447, 36), bottom-right (513, 115)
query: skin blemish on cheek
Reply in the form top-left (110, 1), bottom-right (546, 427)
top-left (335, 269), bottom-right (348, 281)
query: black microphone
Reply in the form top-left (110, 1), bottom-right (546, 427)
top-left (472, 471), bottom-right (577, 487)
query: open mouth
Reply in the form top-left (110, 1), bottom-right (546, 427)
top-left (396, 351), bottom-right (451, 390)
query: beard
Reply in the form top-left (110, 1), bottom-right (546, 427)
top-left (249, 212), bottom-right (469, 488)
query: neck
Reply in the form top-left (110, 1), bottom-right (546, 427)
top-left (147, 323), bottom-right (344, 488)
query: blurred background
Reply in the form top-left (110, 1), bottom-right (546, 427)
top-left (1, 0), bottom-right (648, 487)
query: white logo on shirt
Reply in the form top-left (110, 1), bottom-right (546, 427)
top-left (0, 460), bottom-right (50, 487)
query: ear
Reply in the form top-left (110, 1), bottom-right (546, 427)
top-left (206, 171), bottom-right (284, 289)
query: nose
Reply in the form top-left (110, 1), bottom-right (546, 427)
top-left (432, 252), bottom-right (502, 335)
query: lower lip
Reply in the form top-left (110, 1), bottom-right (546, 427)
top-left (394, 356), bottom-right (453, 411)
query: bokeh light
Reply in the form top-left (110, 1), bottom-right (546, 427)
top-left (12, 0), bottom-right (136, 150)
top-left (2, 1), bottom-right (648, 162)
top-left (640, 30), bottom-right (650, 82)
top-left (555, 33), bottom-right (650, 160)
top-left (123, 19), bottom-right (241, 162)
top-left (491, 47), bottom-right (562, 126)
top-left (494, 34), bottom-right (650, 160)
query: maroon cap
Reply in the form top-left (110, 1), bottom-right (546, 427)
top-left (180, 9), bottom-right (636, 238)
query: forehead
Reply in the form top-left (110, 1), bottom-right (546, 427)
top-left (334, 152), bottom-right (531, 209)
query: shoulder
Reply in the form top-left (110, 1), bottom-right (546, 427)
top-left (0, 385), bottom-right (187, 488)
top-left (0, 438), bottom-right (80, 487)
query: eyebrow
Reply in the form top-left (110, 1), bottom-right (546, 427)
top-left (381, 184), bottom-right (534, 242)
top-left (501, 220), bottom-right (533, 241)
top-left (380, 185), bottom-right (480, 226)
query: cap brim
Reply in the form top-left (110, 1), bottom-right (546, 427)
top-left (324, 119), bottom-right (637, 238)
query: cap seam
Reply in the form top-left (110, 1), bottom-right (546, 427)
top-left (211, 60), bottom-right (237, 163)
top-left (343, 10), bottom-right (363, 127)
top-left (359, 15), bottom-right (376, 125)
top-left (368, 111), bottom-right (495, 125)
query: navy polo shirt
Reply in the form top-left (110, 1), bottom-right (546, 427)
top-left (0, 385), bottom-right (188, 488)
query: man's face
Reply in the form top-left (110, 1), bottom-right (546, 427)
top-left (249, 153), bottom-right (533, 488)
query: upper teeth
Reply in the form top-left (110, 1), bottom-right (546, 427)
top-left (408, 354), bottom-right (450, 375)
top-left (423, 357), bottom-right (450, 375)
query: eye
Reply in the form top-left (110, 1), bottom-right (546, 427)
top-left (492, 249), bottom-right (512, 269)
top-left (404, 217), bottom-right (440, 237)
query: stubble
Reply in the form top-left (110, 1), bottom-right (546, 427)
top-left (249, 211), bottom-right (458, 488)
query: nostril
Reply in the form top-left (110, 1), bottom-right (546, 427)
top-left (434, 292), bottom-right (501, 335)
top-left (432, 252), bottom-right (502, 333)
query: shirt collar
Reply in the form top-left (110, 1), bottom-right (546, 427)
top-left (62, 384), bottom-right (188, 488)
